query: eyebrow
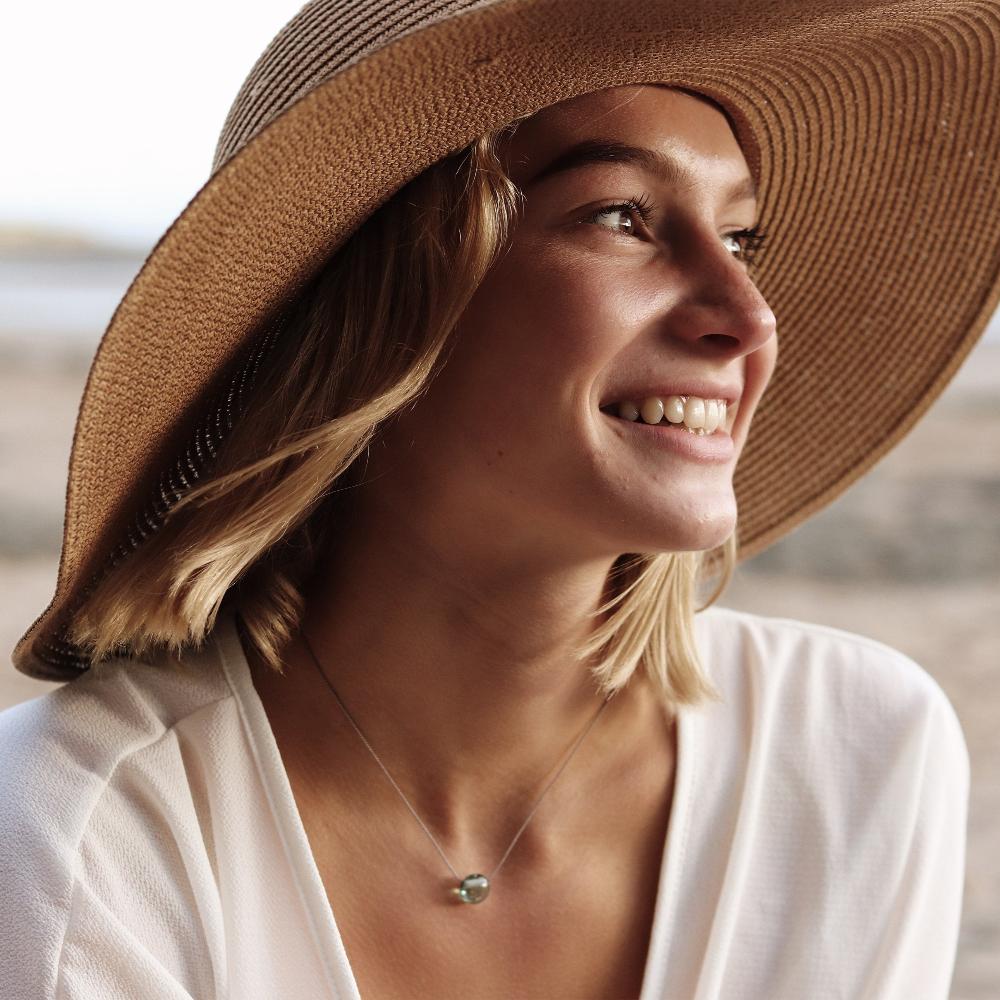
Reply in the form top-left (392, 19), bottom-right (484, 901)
top-left (523, 138), bottom-right (757, 205)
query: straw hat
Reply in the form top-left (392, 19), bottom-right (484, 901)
top-left (13, 0), bottom-right (1000, 679)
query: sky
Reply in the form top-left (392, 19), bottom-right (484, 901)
top-left (1, 2), bottom-right (305, 248)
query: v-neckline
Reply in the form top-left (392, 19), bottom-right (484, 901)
top-left (215, 610), bottom-right (697, 1000)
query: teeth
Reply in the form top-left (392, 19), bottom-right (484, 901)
top-left (704, 399), bottom-right (721, 433)
top-left (612, 395), bottom-right (729, 434)
top-left (683, 397), bottom-right (706, 430)
top-left (639, 398), bottom-right (664, 424)
top-left (664, 396), bottom-right (685, 424)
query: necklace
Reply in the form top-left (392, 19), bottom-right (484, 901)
top-left (300, 632), bottom-right (613, 904)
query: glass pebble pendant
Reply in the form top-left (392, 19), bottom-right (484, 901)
top-left (457, 874), bottom-right (490, 903)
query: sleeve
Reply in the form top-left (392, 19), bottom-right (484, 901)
top-left (0, 695), bottom-right (213, 1000)
top-left (859, 682), bottom-right (970, 1000)
top-left (51, 878), bottom-right (200, 1000)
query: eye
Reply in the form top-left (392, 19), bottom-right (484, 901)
top-left (723, 225), bottom-right (768, 267)
top-left (584, 198), bottom-right (769, 269)
top-left (584, 193), bottom-right (656, 238)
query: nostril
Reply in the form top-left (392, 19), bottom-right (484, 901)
top-left (703, 333), bottom-right (742, 350)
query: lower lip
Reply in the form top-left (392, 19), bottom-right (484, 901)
top-left (602, 412), bottom-right (735, 463)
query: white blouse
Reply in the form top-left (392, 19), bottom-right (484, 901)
top-left (0, 606), bottom-right (968, 999)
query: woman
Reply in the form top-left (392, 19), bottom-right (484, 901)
top-left (1, 2), bottom-right (993, 998)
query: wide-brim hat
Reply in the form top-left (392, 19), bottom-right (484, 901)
top-left (13, 0), bottom-right (1000, 680)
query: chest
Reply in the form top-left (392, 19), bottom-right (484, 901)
top-left (292, 738), bottom-right (677, 1000)
top-left (312, 826), bottom-right (668, 1000)
top-left (249, 649), bottom-right (679, 998)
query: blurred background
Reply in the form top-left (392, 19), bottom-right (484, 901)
top-left (1, 3), bottom-right (997, 996)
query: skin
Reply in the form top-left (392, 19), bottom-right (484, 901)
top-left (248, 84), bottom-right (777, 908)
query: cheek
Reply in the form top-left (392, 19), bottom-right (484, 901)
top-left (459, 240), bottom-right (646, 401)
top-left (734, 334), bottom-right (779, 451)
top-left (755, 335), bottom-right (780, 402)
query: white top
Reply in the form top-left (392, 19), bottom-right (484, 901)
top-left (0, 606), bottom-right (968, 999)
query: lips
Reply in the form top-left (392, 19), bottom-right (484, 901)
top-left (600, 405), bottom-right (736, 463)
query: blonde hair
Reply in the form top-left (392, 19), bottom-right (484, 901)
top-left (68, 121), bottom-right (734, 709)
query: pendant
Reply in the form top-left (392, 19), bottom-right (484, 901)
top-left (457, 873), bottom-right (490, 904)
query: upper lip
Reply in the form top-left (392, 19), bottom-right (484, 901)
top-left (599, 382), bottom-right (742, 408)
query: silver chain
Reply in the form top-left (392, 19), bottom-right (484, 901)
top-left (300, 631), bottom-right (613, 885)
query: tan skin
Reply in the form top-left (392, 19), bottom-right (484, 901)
top-left (246, 84), bottom-right (777, 999)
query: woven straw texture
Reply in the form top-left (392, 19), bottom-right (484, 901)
top-left (13, 0), bottom-right (1000, 678)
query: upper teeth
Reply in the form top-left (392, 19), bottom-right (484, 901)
top-left (614, 396), bottom-right (728, 434)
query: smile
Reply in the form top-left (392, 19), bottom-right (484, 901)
top-left (600, 395), bottom-right (729, 435)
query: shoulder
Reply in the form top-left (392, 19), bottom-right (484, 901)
top-left (0, 634), bottom-right (233, 829)
top-left (688, 606), bottom-right (969, 993)
top-left (0, 631), bottom-right (235, 993)
top-left (691, 604), bottom-right (968, 818)
top-left (693, 603), bottom-right (963, 738)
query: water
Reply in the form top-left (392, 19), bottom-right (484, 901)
top-left (0, 254), bottom-right (145, 353)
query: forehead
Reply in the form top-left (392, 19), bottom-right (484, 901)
top-left (499, 85), bottom-right (754, 199)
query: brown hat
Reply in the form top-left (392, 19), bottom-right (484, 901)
top-left (14, 0), bottom-right (1000, 679)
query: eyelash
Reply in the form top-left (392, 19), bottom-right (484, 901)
top-left (587, 194), bottom-right (769, 267)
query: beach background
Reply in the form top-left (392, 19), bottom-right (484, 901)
top-left (2, 2), bottom-right (998, 995)
top-left (0, 227), bottom-right (997, 998)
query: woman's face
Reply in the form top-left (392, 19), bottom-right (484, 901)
top-left (373, 84), bottom-right (777, 558)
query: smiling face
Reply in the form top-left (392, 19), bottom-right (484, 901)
top-left (368, 85), bottom-right (778, 559)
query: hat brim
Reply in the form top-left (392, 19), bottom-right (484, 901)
top-left (14, 0), bottom-right (1000, 678)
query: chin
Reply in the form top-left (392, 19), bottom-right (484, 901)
top-left (641, 495), bottom-right (737, 554)
top-left (661, 523), bottom-right (734, 554)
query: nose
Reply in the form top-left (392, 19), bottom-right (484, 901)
top-left (668, 233), bottom-right (777, 359)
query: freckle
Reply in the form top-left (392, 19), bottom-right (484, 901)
top-left (497, 449), bottom-right (505, 458)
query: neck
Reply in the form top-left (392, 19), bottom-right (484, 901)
top-left (245, 495), bottom-right (671, 863)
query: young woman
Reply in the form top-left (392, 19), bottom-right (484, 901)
top-left (3, 2), bottom-right (995, 998)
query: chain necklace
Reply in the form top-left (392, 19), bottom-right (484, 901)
top-left (300, 631), bottom-right (613, 904)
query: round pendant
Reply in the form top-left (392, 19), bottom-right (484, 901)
top-left (457, 873), bottom-right (490, 904)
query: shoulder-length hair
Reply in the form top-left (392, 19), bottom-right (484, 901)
top-left (68, 120), bottom-right (733, 709)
